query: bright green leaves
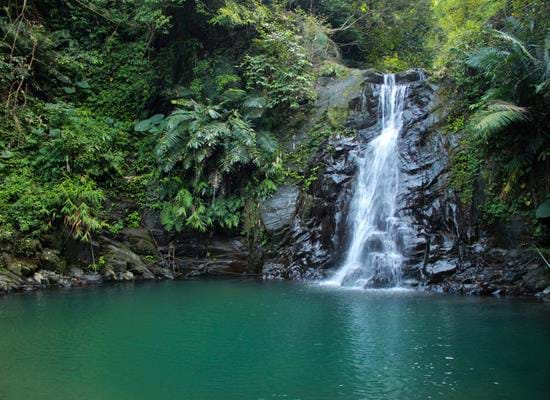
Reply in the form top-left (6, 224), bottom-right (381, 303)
top-left (156, 100), bottom-right (266, 177)
top-left (155, 99), bottom-right (278, 233)
top-left (472, 102), bottom-right (529, 138)
top-left (432, 0), bottom-right (506, 73)
top-left (58, 176), bottom-right (106, 242)
top-left (446, 13), bottom-right (550, 223)
top-left (0, 170), bottom-right (106, 241)
top-left (0, 168), bottom-right (57, 235)
top-left (160, 189), bottom-right (244, 233)
top-left (36, 103), bottom-right (127, 181)
top-left (241, 29), bottom-right (316, 110)
top-left (208, 0), bottom-right (270, 27)
top-left (161, 188), bottom-right (194, 232)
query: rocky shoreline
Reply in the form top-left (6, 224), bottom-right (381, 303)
top-left (0, 255), bottom-right (176, 295)
top-left (2, 264), bottom-right (549, 300)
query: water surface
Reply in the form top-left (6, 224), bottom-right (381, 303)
top-left (1, 280), bottom-right (549, 399)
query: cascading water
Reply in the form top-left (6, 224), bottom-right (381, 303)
top-left (326, 74), bottom-right (409, 288)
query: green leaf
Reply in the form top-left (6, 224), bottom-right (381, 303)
top-left (63, 87), bottom-right (76, 94)
top-left (149, 114), bottom-right (164, 124)
top-left (0, 150), bottom-right (15, 159)
top-left (208, 108), bottom-right (221, 119)
top-left (134, 115), bottom-right (164, 132)
top-left (536, 199), bottom-right (550, 219)
top-left (75, 80), bottom-right (90, 89)
top-left (472, 101), bottom-right (528, 135)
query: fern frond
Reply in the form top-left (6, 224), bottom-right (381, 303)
top-left (473, 101), bottom-right (529, 136)
top-left (491, 29), bottom-right (537, 63)
top-left (256, 131), bottom-right (278, 154)
top-left (468, 47), bottom-right (510, 72)
top-left (243, 95), bottom-right (267, 110)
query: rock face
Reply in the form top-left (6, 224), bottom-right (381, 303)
top-left (261, 68), bottom-right (550, 296)
top-left (0, 202), bottom-right (253, 294)
top-left (260, 185), bottom-right (301, 236)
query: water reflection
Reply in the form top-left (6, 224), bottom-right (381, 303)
top-left (0, 281), bottom-right (549, 400)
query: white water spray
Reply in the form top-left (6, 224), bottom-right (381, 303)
top-left (326, 74), bottom-right (409, 288)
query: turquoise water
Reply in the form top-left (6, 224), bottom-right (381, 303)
top-left (0, 280), bottom-right (549, 400)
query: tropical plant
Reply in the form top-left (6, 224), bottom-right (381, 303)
top-left (462, 17), bottom-right (549, 216)
top-left (56, 176), bottom-right (105, 242)
top-left (155, 97), bottom-right (279, 232)
top-left (156, 99), bottom-right (275, 180)
top-left (35, 103), bottom-right (127, 181)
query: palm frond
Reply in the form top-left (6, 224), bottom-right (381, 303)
top-left (472, 101), bottom-right (529, 136)
top-left (467, 47), bottom-right (510, 72)
top-left (256, 131), bottom-right (278, 154)
top-left (491, 29), bottom-right (537, 62)
top-left (243, 95), bottom-right (267, 110)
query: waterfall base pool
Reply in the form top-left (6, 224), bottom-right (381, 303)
top-left (1, 280), bottom-right (549, 400)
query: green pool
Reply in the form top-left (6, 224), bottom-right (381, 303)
top-left (1, 280), bottom-right (548, 399)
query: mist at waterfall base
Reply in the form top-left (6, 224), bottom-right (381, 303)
top-left (325, 75), bottom-right (412, 289)
top-left (1, 280), bottom-right (549, 400)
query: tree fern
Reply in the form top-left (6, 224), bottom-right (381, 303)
top-left (491, 29), bottom-right (537, 63)
top-left (156, 91), bottom-right (282, 233)
top-left (472, 101), bottom-right (529, 137)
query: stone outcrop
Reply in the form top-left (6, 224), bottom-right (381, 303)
top-left (260, 185), bottom-right (301, 237)
top-left (260, 68), bottom-right (550, 297)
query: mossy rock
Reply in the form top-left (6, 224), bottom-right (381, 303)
top-left (326, 107), bottom-right (349, 128)
top-left (101, 240), bottom-right (154, 279)
top-left (1, 253), bottom-right (39, 277)
top-left (40, 249), bottom-right (66, 271)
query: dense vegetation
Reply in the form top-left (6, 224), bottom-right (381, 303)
top-left (0, 0), bottom-right (548, 269)
top-left (434, 0), bottom-right (549, 237)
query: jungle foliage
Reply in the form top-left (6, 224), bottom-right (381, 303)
top-left (434, 0), bottom-right (549, 231)
top-left (0, 0), bottom-right (548, 249)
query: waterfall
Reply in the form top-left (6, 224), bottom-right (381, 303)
top-left (326, 74), bottom-right (409, 288)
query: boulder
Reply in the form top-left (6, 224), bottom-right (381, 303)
top-left (1, 253), bottom-right (39, 277)
top-left (362, 69), bottom-right (385, 84)
top-left (261, 185), bottom-right (300, 234)
top-left (0, 269), bottom-right (23, 293)
top-left (262, 262), bottom-right (286, 280)
top-left (120, 228), bottom-right (158, 256)
top-left (102, 240), bottom-right (154, 279)
top-left (395, 69), bottom-right (426, 84)
top-left (70, 267), bottom-right (84, 278)
top-left (427, 260), bottom-right (458, 282)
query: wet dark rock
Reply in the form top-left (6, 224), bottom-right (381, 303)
top-left (262, 262), bottom-right (286, 280)
top-left (264, 68), bottom-right (549, 297)
top-left (362, 69), bottom-right (385, 84)
top-left (261, 185), bottom-right (300, 234)
top-left (395, 69), bottom-right (426, 84)
top-left (427, 260), bottom-right (458, 283)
